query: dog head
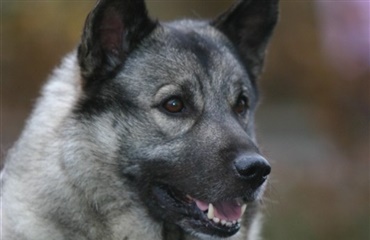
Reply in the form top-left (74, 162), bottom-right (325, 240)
top-left (75, 0), bottom-right (278, 238)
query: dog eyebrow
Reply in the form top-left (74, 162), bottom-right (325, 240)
top-left (225, 76), bottom-right (253, 102)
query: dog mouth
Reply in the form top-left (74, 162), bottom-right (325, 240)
top-left (151, 184), bottom-right (249, 237)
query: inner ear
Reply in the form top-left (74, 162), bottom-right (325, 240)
top-left (100, 7), bottom-right (126, 57)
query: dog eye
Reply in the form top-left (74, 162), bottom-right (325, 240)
top-left (163, 97), bottom-right (185, 113)
top-left (234, 96), bottom-right (249, 115)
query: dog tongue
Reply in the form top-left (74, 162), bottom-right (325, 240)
top-left (213, 200), bottom-right (242, 221)
top-left (195, 199), bottom-right (209, 211)
top-left (195, 199), bottom-right (242, 221)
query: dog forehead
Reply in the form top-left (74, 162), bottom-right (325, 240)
top-left (160, 20), bottom-right (241, 71)
top-left (121, 20), bottom-right (250, 93)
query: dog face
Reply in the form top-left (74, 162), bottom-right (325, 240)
top-left (75, 0), bottom-right (278, 238)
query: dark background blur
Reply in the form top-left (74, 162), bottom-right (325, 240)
top-left (1, 1), bottom-right (369, 239)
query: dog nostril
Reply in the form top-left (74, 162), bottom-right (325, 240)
top-left (234, 155), bottom-right (271, 183)
top-left (260, 164), bottom-right (271, 178)
top-left (243, 164), bottom-right (270, 179)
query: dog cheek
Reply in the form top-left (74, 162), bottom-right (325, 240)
top-left (150, 110), bottom-right (195, 137)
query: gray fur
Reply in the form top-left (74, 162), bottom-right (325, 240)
top-left (1, 0), bottom-right (279, 239)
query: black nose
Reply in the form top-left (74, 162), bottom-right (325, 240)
top-left (233, 154), bottom-right (271, 186)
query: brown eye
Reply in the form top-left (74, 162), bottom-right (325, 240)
top-left (163, 97), bottom-right (185, 113)
top-left (234, 96), bottom-right (248, 115)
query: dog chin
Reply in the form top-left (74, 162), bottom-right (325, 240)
top-left (190, 231), bottom-right (241, 240)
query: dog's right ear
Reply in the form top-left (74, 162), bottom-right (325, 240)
top-left (212, 0), bottom-right (279, 81)
top-left (78, 0), bottom-right (157, 86)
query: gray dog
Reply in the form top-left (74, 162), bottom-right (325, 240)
top-left (1, 0), bottom-right (279, 239)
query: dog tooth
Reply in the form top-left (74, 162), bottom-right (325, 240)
top-left (226, 222), bottom-right (232, 227)
top-left (241, 204), bottom-right (247, 215)
top-left (221, 220), bottom-right (226, 225)
top-left (207, 203), bottom-right (214, 219)
top-left (232, 220), bottom-right (236, 225)
top-left (236, 198), bottom-right (244, 205)
top-left (237, 218), bottom-right (242, 223)
top-left (213, 217), bottom-right (220, 223)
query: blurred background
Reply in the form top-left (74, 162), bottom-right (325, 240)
top-left (1, 1), bottom-right (369, 239)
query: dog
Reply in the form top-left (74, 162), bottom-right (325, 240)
top-left (1, 0), bottom-right (279, 239)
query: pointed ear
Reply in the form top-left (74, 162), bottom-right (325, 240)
top-left (78, 0), bottom-right (157, 85)
top-left (212, 0), bottom-right (279, 80)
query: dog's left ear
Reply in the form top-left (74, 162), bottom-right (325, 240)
top-left (212, 0), bottom-right (279, 80)
top-left (78, 0), bottom-right (157, 86)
